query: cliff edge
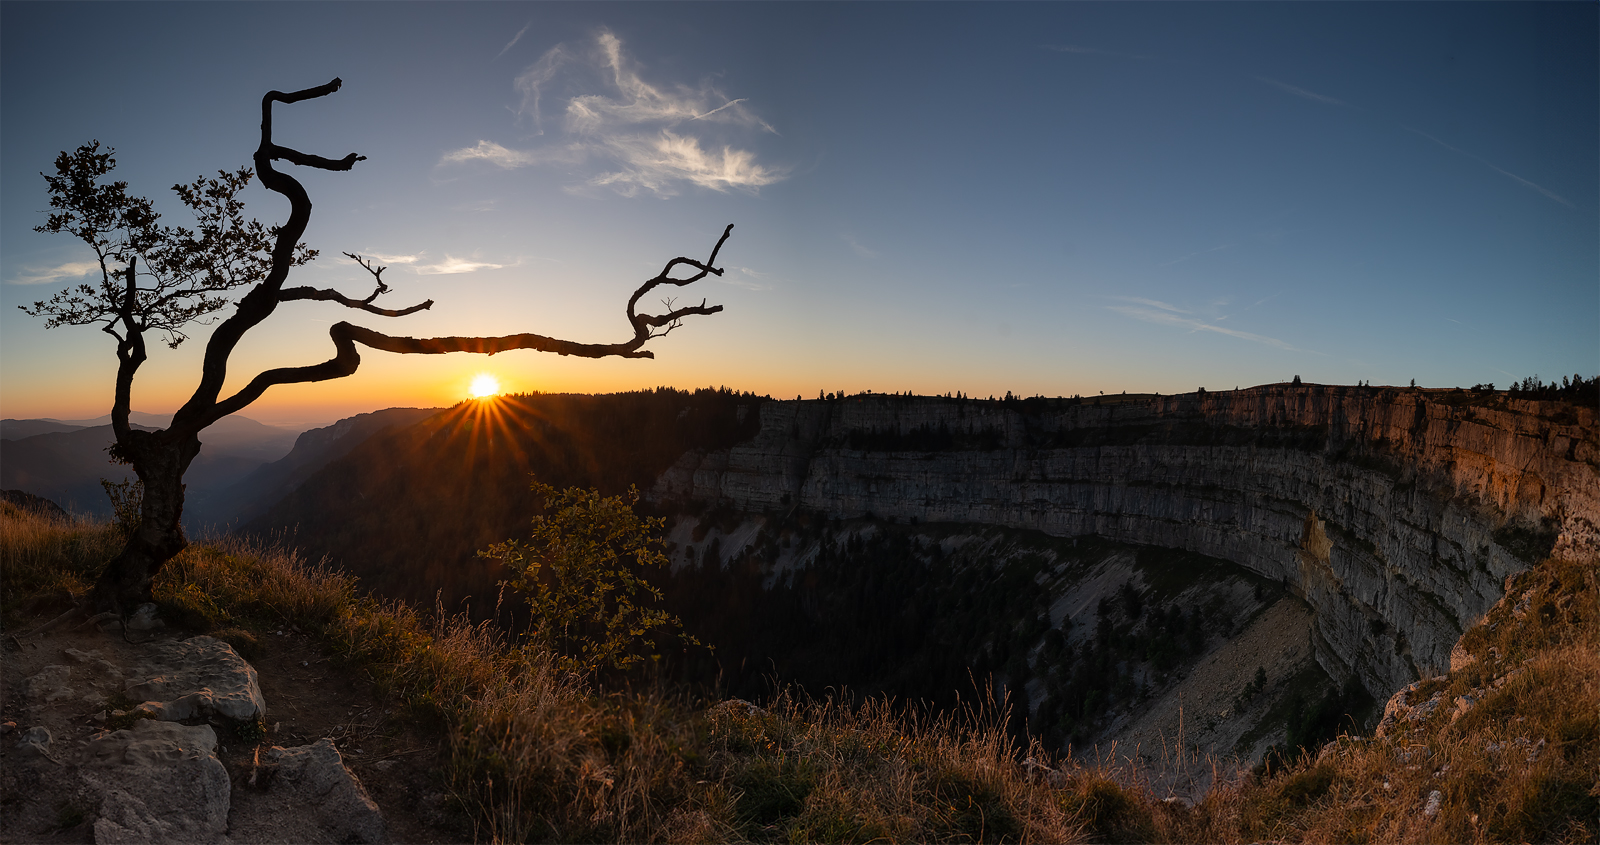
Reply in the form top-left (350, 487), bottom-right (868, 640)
top-left (654, 385), bottom-right (1599, 700)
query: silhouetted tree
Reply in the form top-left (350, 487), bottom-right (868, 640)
top-left (21, 79), bottom-right (732, 618)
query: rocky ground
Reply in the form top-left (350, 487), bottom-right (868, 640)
top-left (1, 606), bottom-right (466, 844)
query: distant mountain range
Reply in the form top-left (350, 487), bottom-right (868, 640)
top-left (0, 408), bottom-right (439, 527)
top-left (186, 407), bottom-right (440, 531)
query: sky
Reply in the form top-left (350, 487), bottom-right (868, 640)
top-left (3, 2), bottom-right (1595, 428)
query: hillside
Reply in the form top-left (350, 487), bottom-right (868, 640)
top-left (1, 414), bottom-right (302, 521)
top-left (3, 503), bottom-right (1593, 843)
top-left (185, 408), bottom-right (442, 531)
top-left (242, 388), bottom-right (763, 608)
top-left (238, 384), bottom-right (1596, 763)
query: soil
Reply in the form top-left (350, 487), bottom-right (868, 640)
top-left (1, 605), bottom-right (470, 844)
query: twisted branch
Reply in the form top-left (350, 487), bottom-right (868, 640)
top-left (172, 77), bottom-right (728, 431)
top-left (202, 224), bottom-right (731, 426)
top-left (278, 252), bottom-right (433, 316)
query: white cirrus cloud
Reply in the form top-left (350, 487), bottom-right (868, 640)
top-left (357, 252), bottom-right (421, 266)
top-left (1106, 295), bottom-right (1187, 313)
top-left (719, 266), bottom-right (774, 290)
top-left (497, 22), bottom-right (532, 60)
top-left (445, 30), bottom-right (786, 197)
top-left (1256, 77), bottom-right (1345, 107)
top-left (441, 140), bottom-right (585, 170)
top-left (1404, 126), bottom-right (1574, 208)
top-left (415, 256), bottom-right (507, 275)
top-left (841, 233), bottom-right (877, 259)
top-left (1108, 303), bottom-right (1306, 352)
top-left (10, 260), bottom-right (100, 286)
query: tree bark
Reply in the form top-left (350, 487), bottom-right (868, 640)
top-left (89, 429), bottom-right (199, 613)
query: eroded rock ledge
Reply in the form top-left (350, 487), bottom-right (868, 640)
top-left (652, 385), bottom-right (1598, 698)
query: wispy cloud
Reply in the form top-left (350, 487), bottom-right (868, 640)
top-left (1106, 295), bottom-right (1186, 313)
top-left (1043, 44), bottom-right (1153, 60)
top-left (585, 131), bottom-right (782, 195)
top-left (1108, 302), bottom-right (1305, 352)
top-left (451, 198), bottom-right (500, 214)
top-left (513, 43), bottom-right (569, 133)
top-left (496, 22), bottom-right (531, 60)
top-left (1157, 244), bottom-right (1231, 267)
top-left (841, 233), bottom-right (877, 259)
top-left (441, 140), bottom-right (584, 169)
top-left (448, 30), bottom-right (786, 197)
top-left (1405, 127), bottom-right (1575, 208)
top-left (719, 266), bottom-right (774, 290)
top-left (351, 252), bottom-right (506, 275)
top-left (1256, 77), bottom-right (1345, 106)
top-left (415, 256), bottom-right (507, 275)
top-left (359, 252), bottom-right (421, 266)
top-left (10, 260), bottom-right (99, 286)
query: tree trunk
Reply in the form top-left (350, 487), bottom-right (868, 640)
top-left (89, 429), bottom-right (201, 613)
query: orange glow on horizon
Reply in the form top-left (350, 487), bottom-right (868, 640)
top-left (468, 374), bottom-right (502, 399)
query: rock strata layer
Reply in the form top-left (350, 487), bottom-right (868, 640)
top-left (653, 386), bottom-right (1599, 697)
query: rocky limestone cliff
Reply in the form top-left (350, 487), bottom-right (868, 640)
top-left (653, 385), bottom-right (1599, 700)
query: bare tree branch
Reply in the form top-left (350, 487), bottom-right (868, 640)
top-left (343, 253), bottom-right (390, 300)
top-left (280, 285), bottom-right (434, 317)
top-left (205, 224), bottom-right (731, 426)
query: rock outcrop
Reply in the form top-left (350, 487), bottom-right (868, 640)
top-left (259, 738), bottom-right (388, 844)
top-left (653, 386), bottom-right (1599, 698)
top-left (9, 636), bottom-right (388, 844)
top-left (124, 635), bottom-right (266, 723)
top-left (81, 721), bottom-right (232, 844)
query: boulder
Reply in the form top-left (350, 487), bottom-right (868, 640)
top-left (124, 635), bottom-right (265, 723)
top-left (25, 664), bottom-right (76, 704)
top-left (263, 739), bottom-right (387, 844)
top-left (80, 720), bottom-right (230, 844)
top-left (14, 726), bottom-right (55, 762)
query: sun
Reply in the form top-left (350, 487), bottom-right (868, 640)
top-left (468, 373), bottom-right (502, 399)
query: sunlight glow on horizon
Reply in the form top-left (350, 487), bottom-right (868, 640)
top-left (469, 374), bottom-right (502, 399)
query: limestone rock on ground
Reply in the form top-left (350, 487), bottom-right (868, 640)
top-left (79, 720), bottom-right (231, 844)
top-left (124, 635), bottom-right (266, 724)
top-left (245, 738), bottom-right (388, 844)
top-left (2, 625), bottom-right (426, 843)
top-left (14, 725), bottom-right (55, 761)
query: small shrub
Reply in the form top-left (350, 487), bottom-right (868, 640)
top-left (1061, 776), bottom-right (1155, 843)
top-left (100, 477), bottom-right (142, 537)
top-left (1276, 763), bottom-right (1337, 806)
top-left (481, 481), bottom-right (702, 673)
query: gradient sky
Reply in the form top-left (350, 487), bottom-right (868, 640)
top-left (3, 2), bottom-right (1595, 427)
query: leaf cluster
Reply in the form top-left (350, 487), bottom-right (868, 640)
top-left (21, 141), bottom-right (315, 348)
top-left (483, 481), bottom-right (699, 673)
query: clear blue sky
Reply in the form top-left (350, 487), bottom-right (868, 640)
top-left (3, 2), bottom-right (1595, 426)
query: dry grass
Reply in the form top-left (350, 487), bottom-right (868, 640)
top-left (5, 505), bottom-right (1594, 843)
top-left (1206, 556), bottom-right (1600, 844)
top-left (0, 502), bottom-right (124, 617)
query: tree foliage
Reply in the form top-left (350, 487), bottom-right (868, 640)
top-left (482, 481), bottom-right (699, 673)
top-left (23, 143), bottom-right (312, 349)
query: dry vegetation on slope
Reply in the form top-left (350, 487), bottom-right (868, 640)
top-left (3, 503), bottom-right (1594, 843)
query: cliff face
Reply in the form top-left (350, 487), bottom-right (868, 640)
top-left (653, 386), bottom-right (1599, 699)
